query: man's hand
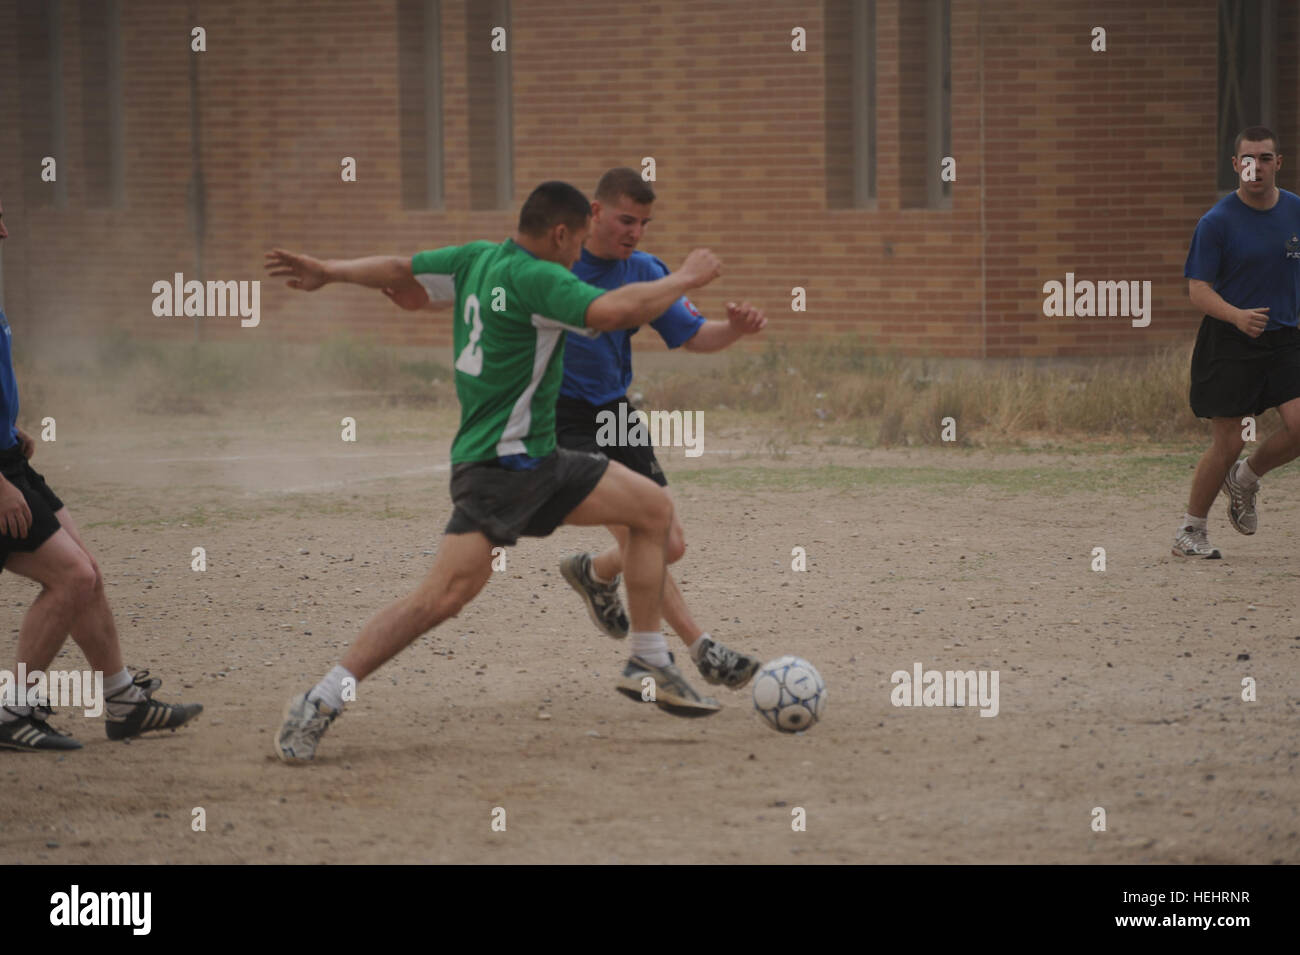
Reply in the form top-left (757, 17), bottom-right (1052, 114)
top-left (381, 282), bottom-right (432, 311)
top-left (1234, 306), bottom-right (1269, 338)
top-left (677, 248), bottom-right (722, 289)
top-left (264, 249), bottom-right (329, 291)
top-left (15, 427), bottom-right (35, 460)
top-left (0, 478), bottom-right (31, 539)
top-left (725, 301), bottom-right (767, 335)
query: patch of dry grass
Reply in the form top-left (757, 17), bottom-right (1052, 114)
top-left (13, 334), bottom-right (1244, 449)
top-left (637, 340), bottom-right (1238, 448)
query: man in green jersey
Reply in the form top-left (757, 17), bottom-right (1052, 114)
top-left (265, 182), bottom-right (724, 762)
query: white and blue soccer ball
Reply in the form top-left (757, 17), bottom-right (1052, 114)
top-left (752, 656), bottom-right (826, 733)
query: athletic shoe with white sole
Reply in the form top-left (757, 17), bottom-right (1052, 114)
top-left (1172, 524), bottom-right (1222, 559)
top-left (0, 706), bottom-right (83, 752)
top-left (105, 691), bottom-right (203, 741)
top-left (615, 653), bottom-right (721, 717)
top-left (560, 552), bottom-right (629, 638)
top-left (1222, 460), bottom-right (1259, 535)
top-left (275, 692), bottom-right (339, 763)
top-left (693, 636), bottom-right (761, 689)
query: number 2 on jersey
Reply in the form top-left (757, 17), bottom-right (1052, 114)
top-left (455, 293), bottom-right (484, 376)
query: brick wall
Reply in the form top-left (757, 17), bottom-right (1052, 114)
top-left (0, 0), bottom-right (1295, 358)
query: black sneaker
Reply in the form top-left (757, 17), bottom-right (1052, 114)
top-left (0, 707), bottom-right (83, 752)
top-left (693, 636), bottom-right (762, 689)
top-left (105, 692), bottom-right (202, 741)
top-left (559, 552), bottom-right (629, 638)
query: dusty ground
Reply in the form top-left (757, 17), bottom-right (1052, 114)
top-left (1, 399), bottom-right (1297, 864)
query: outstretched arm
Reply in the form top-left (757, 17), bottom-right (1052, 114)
top-left (381, 278), bottom-right (454, 311)
top-left (683, 301), bottom-right (767, 353)
top-left (264, 249), bottom-right (414, 291)
top-left (586, 248), bottom-right (722, 331)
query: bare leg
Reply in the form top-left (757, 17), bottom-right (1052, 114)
top-left (598, 519), bottom-right (704, 646)
top-left (564, 462), bottom-right (672, 633)
top-left (47, 507), bottom-right (125, 674)
top-left (1246, 397), bottom-right (1300, 478)
top-left (1187, 417), bottom-right (1246, 518)
top-left (341, 531), bottom-right (495, 681)
top-left (4, 527), bottom-right (104, 676)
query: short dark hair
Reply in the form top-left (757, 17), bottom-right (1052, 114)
top-left (517, 181), bottom-right (592, 237)
top-left (594, 167), bottom-right (656, 206)
top-left (1233, 126), bottom-right (1281, 156)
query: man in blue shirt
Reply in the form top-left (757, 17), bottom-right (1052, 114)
top-left (0, 194), bottom-right (202, 750)
top-left (554, 168), bottom-right (768, 699)
top-left (1177, 126), bottom-right (1300, 558)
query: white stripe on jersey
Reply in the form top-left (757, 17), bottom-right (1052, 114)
top-left (495, 317), bottom-right (563, 457)
top-left (530, 312), bottom-right (600, 339)
top-left (414, 273), bottom-right (456, 302)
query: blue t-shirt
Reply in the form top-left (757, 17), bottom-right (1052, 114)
top-left (561, 248), bottom-right (705, 405)
top-left (0, 309), bottom-right (18, 451)
top-left (1184, 189), bottom-right (1300, 330)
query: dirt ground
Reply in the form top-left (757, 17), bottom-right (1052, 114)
top-left (1, 400), bottom-right (1297, 864)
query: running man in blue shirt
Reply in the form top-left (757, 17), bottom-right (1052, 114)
top-left (1176, 126), bottom-right (1300, 558)
top-left (553, 168), bottom-right (768, 699)
top-left (0, 193), bottom-right (202, 750)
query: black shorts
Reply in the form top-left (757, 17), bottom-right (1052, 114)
top-left (555, 394), bottom-right (668, 487)
top-left (1190, 316), bottom-right (1300, 419)
top-left (0, 446), bottom-right (65, 572)
top-left (444, 447), bottom-right (610, 547)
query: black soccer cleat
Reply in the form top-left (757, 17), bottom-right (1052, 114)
top-left (0, 707), bottom-right (84, 752)
top-left (105, 695), bottom-right (203, 741)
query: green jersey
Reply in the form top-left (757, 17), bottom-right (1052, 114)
top-left (412, 239), bottom-right (606, 464)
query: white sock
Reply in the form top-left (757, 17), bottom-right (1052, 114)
top-left (629, 631), bottom-right (670, 667)
top-left (687, 632), bottom-right (710, 661)
top-left (1182, 513), bottom-right (1208, 531)
top-left (308, 665), bottom-right (353, 712)
top-left (1237, 459), bottom-right (1261, 486)
top-left (104, 668), bottom-right (141, 698)
top-left (104, 668), bottom-right (146, 720)
top-left (2, 670), bottom-right (50, 720)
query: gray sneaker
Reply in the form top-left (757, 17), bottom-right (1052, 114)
top-left (1172, 524), bottom-right (1221, 559)
top-left (560, 552), bottom-right (629, 638)
top-left (275, 692), bottom-right (339, 763)
top-left (615, 653), bottom-right (721, 718)
top-left (1222, 460), bottom-right (1259, 535)
top-left (693, 636), bottom-right (761, 689)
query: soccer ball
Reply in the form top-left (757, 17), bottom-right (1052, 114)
top-left (752, 656), bottom-right (826, 733)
